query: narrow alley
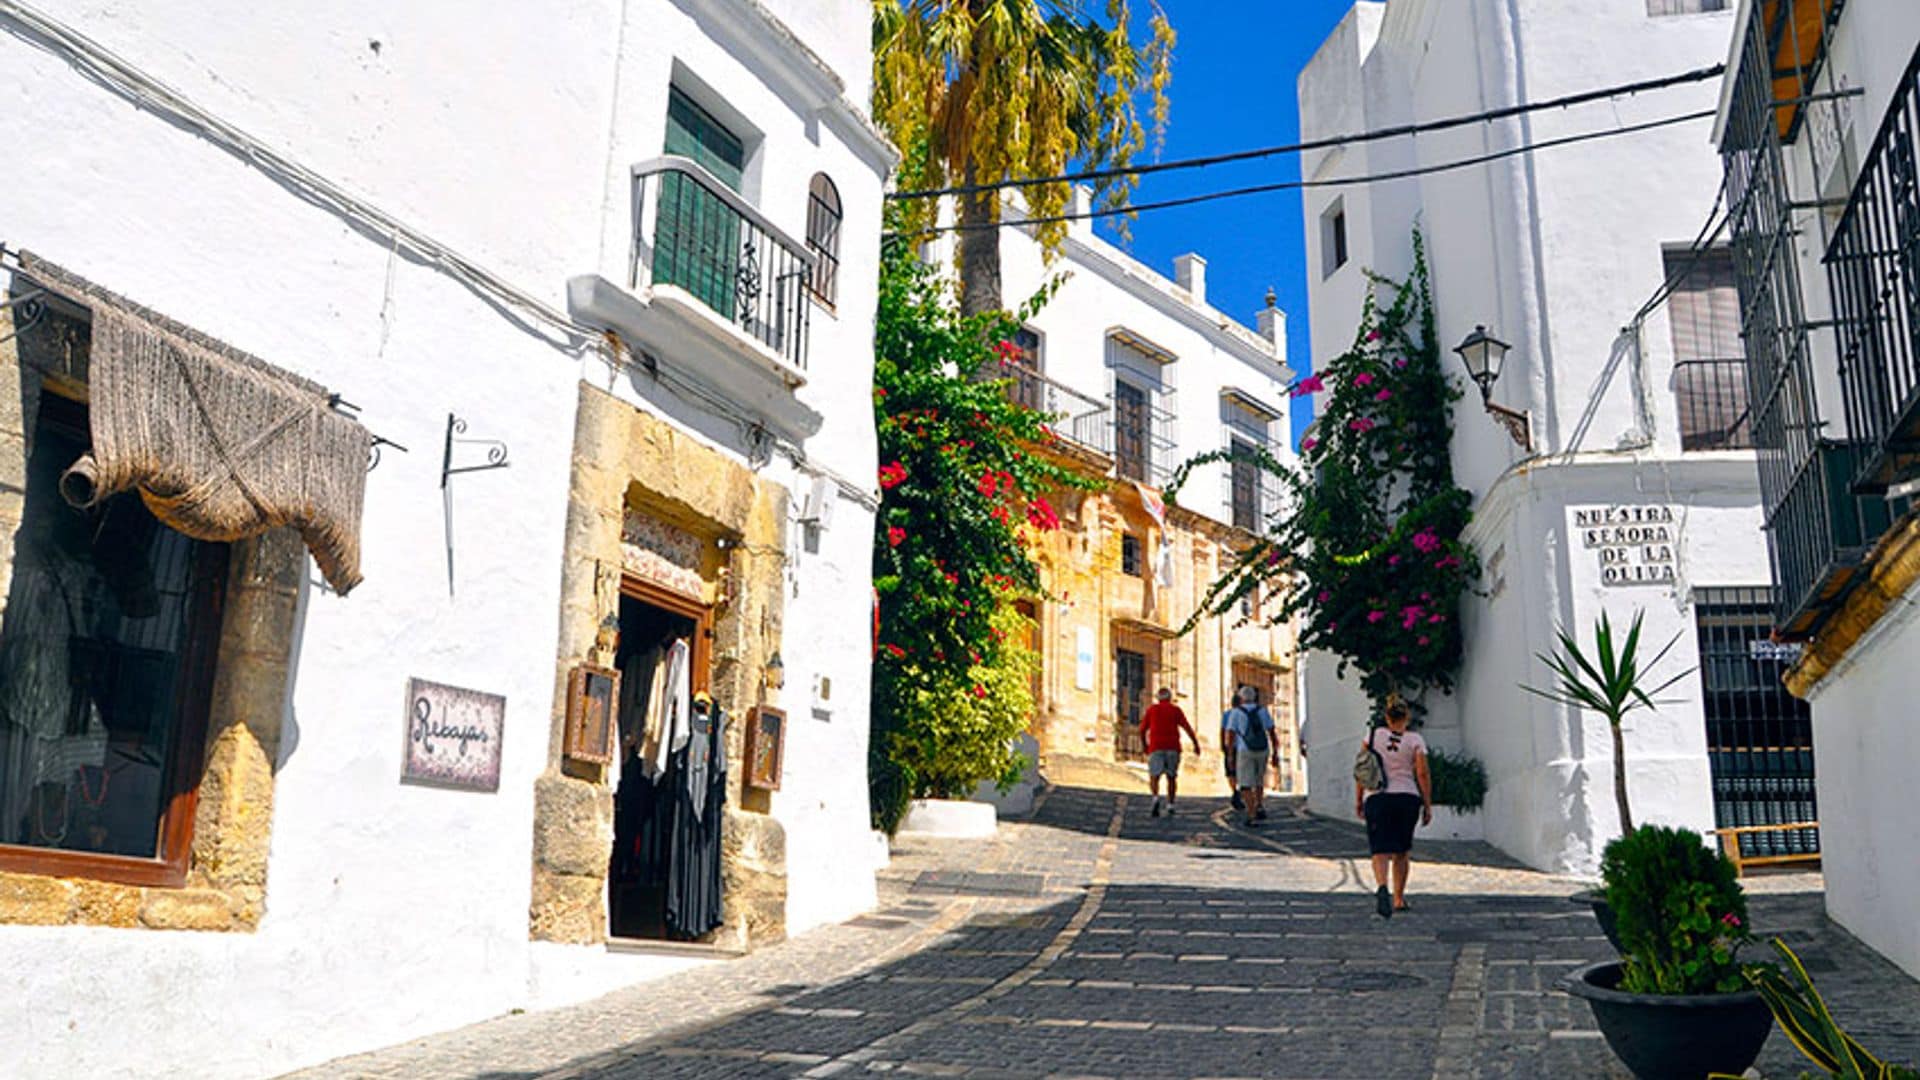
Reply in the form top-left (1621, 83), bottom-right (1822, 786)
top-left (284, 787), bottom-right (1920, 1080)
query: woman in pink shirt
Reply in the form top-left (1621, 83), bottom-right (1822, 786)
top-left (1354, 697), bottom-right (1432, 918)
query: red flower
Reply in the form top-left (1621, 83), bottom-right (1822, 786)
top-left (972, 684), bottom-right (988, 699)
top-left (879, 461), bottom-right (909, 490)
top-left (1417, 636), bottom-right (1430, 646)
top-left (978, 471), bottom-right (1000, 497)
top-left (1026, 498), bottom-right (1061, 531)
top-left (883, 644), bottom-right (907, 659)
top-left (887, 526), bottom-right (906, 548)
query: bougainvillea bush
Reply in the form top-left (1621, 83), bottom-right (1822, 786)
top-left (1170, 234), bottom-right (1478, 708)
top-left (869, 242), bottom-right (1092, 832)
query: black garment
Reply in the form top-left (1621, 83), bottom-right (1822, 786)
top-left (1365, 792), bottom-right (1422, 855)
top-left (665, 705), bottom-right (726, 939)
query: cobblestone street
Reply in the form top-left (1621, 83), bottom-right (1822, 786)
top-left (287, 787), bottom-right (1920, 1079)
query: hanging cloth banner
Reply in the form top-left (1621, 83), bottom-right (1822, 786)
top-left (20, 252), bottom-right (372, 594)
top-left (1134, 481), bottom-right (1167, 529)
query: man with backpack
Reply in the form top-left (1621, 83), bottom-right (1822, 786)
top-left (1224, 685), bottom-right (1279, 826)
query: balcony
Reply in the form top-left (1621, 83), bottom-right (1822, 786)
top-left (1671, 359), bottom-right (1756, 451)
top-left (987, 361), bottom-right (1177, 487)
top-left (1827, 43), bottom-right (1920, 494)
top-left (1764, 441), bottom-right (1898, 639)
top-left (567, 156), bottom-right (820, 442)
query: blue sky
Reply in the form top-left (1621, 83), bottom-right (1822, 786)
top-left (1093, 0), bottom-right (1357, 446)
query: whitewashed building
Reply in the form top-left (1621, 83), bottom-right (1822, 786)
top-left (923, 201), bottom-right (1303, 789)
top-left (1296, 1), bottom-right (1790, 876)
top-left (0, 2), bottom-right (892, 1077)
top-left (1712, 0), bottom-right (1920, 979)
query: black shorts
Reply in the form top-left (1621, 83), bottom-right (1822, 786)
top-left (1364, 792), bottom-right (1422, 855)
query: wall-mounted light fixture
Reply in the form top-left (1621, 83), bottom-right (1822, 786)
top-left (764, 651), bottom-right (786, 692)
top-left (1452, 325), bottom-right (1532, 452)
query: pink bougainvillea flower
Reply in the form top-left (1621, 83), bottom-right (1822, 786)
top-left (1316, 590), bottom-right (1331, 603)
top-left (1367, 610), bottom-right (1386, 624)
top-left (887, 526), bottom-right (906, 548)
top-left (1388, 554), bottom-right (1401, 566)
top-left (1411, 528), bottom-right (1442, 554)
top-left (1721, 913), bottom-right (1742, 928)
top-left (1301, 436), bottom-right (1319, 451)
top-left (1401, 605), bottom-right (1425, 629)
top-left (1394, 358), bottom-right (1408, 369)
top-left (1366, 330), bottom-right (1383, 342)
top-left (1417, 636), bottom-right (1430, 646)
top-left (1327, 621), bottom-right (1338, 632)
top-left (1429, 614), bottom-right (1447, 624)
top-left (1267, 550), bottom-right (1283, 566)
top-left (1289, 375), bottom-right (1325, 398)
top-left (1354, 373), bottom-right (1376, 387)
top-left (1375, 389), bottom-right (1393, 402)
top-left (1349, 418), bottom-right (1377, 433)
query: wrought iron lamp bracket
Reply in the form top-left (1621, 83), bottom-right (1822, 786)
top-left (1481, 394), bottom-right (1533, 452)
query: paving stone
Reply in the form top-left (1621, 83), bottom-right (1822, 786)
top-left (280, 790), bottom-right (1920, 1080)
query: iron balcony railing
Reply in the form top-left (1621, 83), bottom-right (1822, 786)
top-left (989, 360), bottom-right (1113, 453)
top-left (1671, 359), bottom-right (1757, 451)
top-left (1827, 43), bottom-right (1920, 495)
top-left (630, 156), bottom-right (813, 370)
top-left (1719, 3), bottom-right (1891, 638)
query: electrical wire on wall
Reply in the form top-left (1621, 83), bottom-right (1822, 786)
top-left (0, 0), bottom-right (882, 513)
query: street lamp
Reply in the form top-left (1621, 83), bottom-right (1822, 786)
top-left (1452, 325), bottom-right (1531, 451)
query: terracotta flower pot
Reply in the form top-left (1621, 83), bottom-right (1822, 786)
top-left (1561, 960), bottom-right (1773, 1080)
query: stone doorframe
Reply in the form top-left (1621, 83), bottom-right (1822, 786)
top-left (529, 383), bottom-right (787, 949)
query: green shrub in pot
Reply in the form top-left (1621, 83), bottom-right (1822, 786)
top-left (1601, 824), bottom-right (1754, 994)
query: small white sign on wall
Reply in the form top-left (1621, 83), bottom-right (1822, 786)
top-left (1570, 505), bottom-right (1680, 587)
top-left (1075, 627), bottom-right (1096, 691)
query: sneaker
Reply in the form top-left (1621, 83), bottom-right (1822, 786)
top-left (1230, 790), bottom-right (1246, 811)
top-left (1164, 803), bottom-right (1175, 818)
top-left (1150, 799), bottom-right (1162, 818)
top-left (1375, 885), bottom-right (1393, 919)
top-left (1253, 807), bottom-right (1268, 821)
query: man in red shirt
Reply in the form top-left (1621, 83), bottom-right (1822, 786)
top-left (1139, 687), bottom-right (1201, 817)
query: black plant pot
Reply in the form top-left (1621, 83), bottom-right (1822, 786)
top-left (1562, 961), bottom-right (1773, 1080)
top-left (1570, 889), bottom-right (1626, 952)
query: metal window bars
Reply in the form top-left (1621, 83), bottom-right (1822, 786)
top-left (1827, 42), bottom-right (1920, 495)
top-left (1720, 3), bottom-right (1890, 637)
top-left (1671, 359), bottom-right (1758, 451)
top-left (1692, 587), bottom-right (1819, 859)
top-left (630, 156), bottom-right (813, 370)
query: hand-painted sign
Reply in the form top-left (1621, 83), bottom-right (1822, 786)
top-left (1570, 505), bottom-right (1679, 587)
top-left (403, 678), bottom-right (505, 791)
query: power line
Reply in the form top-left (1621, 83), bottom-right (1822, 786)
top-left (890, 109), bottom-right (1716, 239)
top-left (889, 63), bottom-right (1727, 202)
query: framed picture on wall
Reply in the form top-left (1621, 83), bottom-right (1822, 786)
top-left (744, 706), bottom-right (786, 791)
top-left (564, 664), bottom-right (620, 767)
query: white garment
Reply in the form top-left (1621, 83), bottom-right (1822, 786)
top-left (646, 639), bottom-right (691, 777)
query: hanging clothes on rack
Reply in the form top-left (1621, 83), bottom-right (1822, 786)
top-left (643, 638), bottom-right (690, 778)
top-left (665, 695), bottom-right (725, 939)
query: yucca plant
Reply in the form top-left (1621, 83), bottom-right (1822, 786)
top-left (1710, 940), bottom-right (1919, 1079)
top-left (1521, 609), bottom-right (1691, 833)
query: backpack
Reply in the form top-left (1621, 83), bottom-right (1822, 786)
top-left (1353, 728), bottom-right (1388, 791)
top-left (1235, 706), bottom-right (1270, 756)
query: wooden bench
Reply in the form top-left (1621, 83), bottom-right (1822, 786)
top-left (1712, 822), bottom-right (1821, 877)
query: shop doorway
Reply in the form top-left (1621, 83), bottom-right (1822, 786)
top-left (608, 579), bottom-right (724, 941)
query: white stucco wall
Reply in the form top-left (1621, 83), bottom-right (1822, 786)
top-left (1296, 0), bottom-right (1771, 874)
top-left (0, 2), bottom-right (887, 1077)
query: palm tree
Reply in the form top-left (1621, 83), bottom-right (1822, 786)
top-left (1521, 610), bottom-right (1693, 834)
top-left (873, 0), bottom-right (1174, 315)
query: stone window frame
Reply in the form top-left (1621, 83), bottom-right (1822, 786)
top-left (0, 298), bottom-right (300, 932)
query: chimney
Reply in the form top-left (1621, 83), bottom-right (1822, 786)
top-left (1174, 253), bottom-right (1207, 304)
top-left (1257, 287), bottom-right (1286, 352)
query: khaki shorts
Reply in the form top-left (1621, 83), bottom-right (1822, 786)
top-left (1148, 750), bottom-right (1181, 780)
top-left (1234, 750), bottom-right (1269, 791)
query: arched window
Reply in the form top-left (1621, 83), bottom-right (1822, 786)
top-left (805, 173), bottom-right (841, 306)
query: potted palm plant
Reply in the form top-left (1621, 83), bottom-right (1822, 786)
top-left (1563, 825), bottom-right (1773, 1080)
top-left (1523, 609), bottom-right (1692, 949)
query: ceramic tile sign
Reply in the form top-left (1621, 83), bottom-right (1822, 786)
top-left (1075, 627), bottom-right (1096, 691)
top-left (403, 678), bottom-right (506, 791)
top-left (1570, 504), bottom-right (1679, 587)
